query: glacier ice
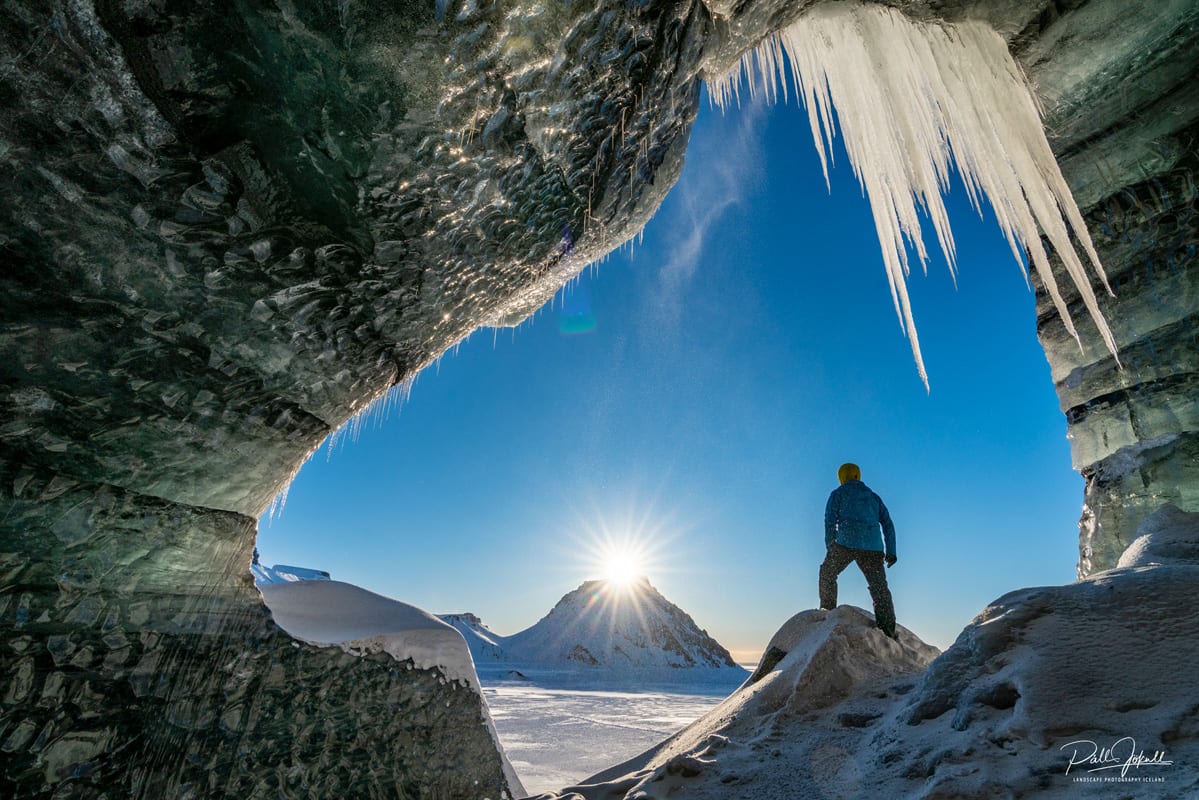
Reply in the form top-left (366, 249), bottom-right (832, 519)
top-left (709, 1), bottom-right (1118, 388)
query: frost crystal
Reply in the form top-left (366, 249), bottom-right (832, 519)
top-left (710, 1), bottom-right (1117, 387)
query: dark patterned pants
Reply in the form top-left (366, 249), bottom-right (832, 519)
top-left (819, 542), bottom-right (896, 637)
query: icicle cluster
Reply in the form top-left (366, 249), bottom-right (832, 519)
top-left (710, 1), bottom-right (1117, 388)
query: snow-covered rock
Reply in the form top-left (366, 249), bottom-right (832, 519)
top-left (1117, 504), bottom-right (1199, 568)
top-left (744, 606), bottom-right (940, 711)
top-left (260, 580), bottom-right (527, 798)
top-left (443, 578), bottom-right (747, 679)
top-left (537, 560), bottom-right (1199, 800)
top-left (262, 580), bottom-right (476, 686)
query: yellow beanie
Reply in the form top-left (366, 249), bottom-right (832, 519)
top-left (838, 463), bottom-right (861, 484)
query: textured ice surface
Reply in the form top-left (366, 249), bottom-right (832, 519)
top-left (1117, 504), bottom-right (1199, 568)
top-left (710, 1), bottom-right (1118, 387)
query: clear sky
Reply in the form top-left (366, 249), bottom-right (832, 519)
top-left (257, 88), bottom-right (1084, 658)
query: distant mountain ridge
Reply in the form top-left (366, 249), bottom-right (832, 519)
top-left (441, 578), bottom-right (744, 673)
top-left (439, 612), bottom-right (507, 661)
top-left (251, 561), bottom-right (331, 584)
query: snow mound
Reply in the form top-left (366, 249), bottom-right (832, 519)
top-left (260, 580), bottom-right (527, 798)
top-left (745, 606), bottom-right (940, 711)
top-left (1117, 504), bottom-right (1199, 568)
top-left (535, 565), bottom-right (1199, 799)
top-left (261, 580), bottom-right (476, 687)
top-left (530, 606), bottom-right (938, 800)
top-left (888, 564), bottom-right (1199, 798)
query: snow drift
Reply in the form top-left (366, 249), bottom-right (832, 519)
top-left (1117, 504), bottom-right (1199, 568)
top-left (710, 1), bottom-right (1118, 387)
top-left (530, 606), bottom-right (939, 799)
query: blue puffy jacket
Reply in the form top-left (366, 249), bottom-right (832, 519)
top-left (825, 480), bottom-right (896, 557)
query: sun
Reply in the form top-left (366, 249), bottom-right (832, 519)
top-left (602, 549), bottom-right (643, 587)
top-left (562, 499), bottom-right (682, 592)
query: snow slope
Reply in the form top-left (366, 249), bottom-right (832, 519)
top-left (441, 612), bottom-right (509, 661)
top-left (443, 578), bottom-right (747, 679)
top-left (533, 507), bottom-right (1199, 799)
top-left (530, 606), bottom-right (938, 799)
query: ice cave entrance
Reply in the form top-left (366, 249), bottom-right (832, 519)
top-left (251, 0), bottom-right (1106, 701)
top-left (252, 2), bottom-right (1116, 791)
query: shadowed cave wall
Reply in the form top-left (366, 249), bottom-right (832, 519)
top-left (0, 0), bottom-right (1195, 796)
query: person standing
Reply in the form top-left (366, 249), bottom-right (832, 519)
top-left (820, 462), bottom-right (898, 638)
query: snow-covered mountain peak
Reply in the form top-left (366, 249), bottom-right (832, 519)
top-left (504, 578), bottom-right (742, 671)
top-left (440, 578), bottom-right (744, 676)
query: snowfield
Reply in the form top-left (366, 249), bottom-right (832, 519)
top-left (484, 682), bottom-right (733, 796)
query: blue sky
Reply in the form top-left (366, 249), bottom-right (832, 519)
top-left (257, 90), bottom-right (1083, 657)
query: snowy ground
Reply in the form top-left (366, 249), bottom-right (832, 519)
top-left (483, 682), bottom-right (733, 796)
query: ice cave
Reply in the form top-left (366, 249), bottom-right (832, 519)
top-left (0, 0), bottom-right (1196, 797)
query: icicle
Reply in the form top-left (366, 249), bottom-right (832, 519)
top-left (709, 1), bottom-right (1118, 389)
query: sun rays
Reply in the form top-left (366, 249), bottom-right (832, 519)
top-left (530, 499), bottom-right (689, 656)
top-left (573, 503), bottom-right (678, 594)
top-left (600, 545), bottom-right (647, 589)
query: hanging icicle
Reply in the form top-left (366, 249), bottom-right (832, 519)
top-left (710, 1), bottom-right (1118, 389)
